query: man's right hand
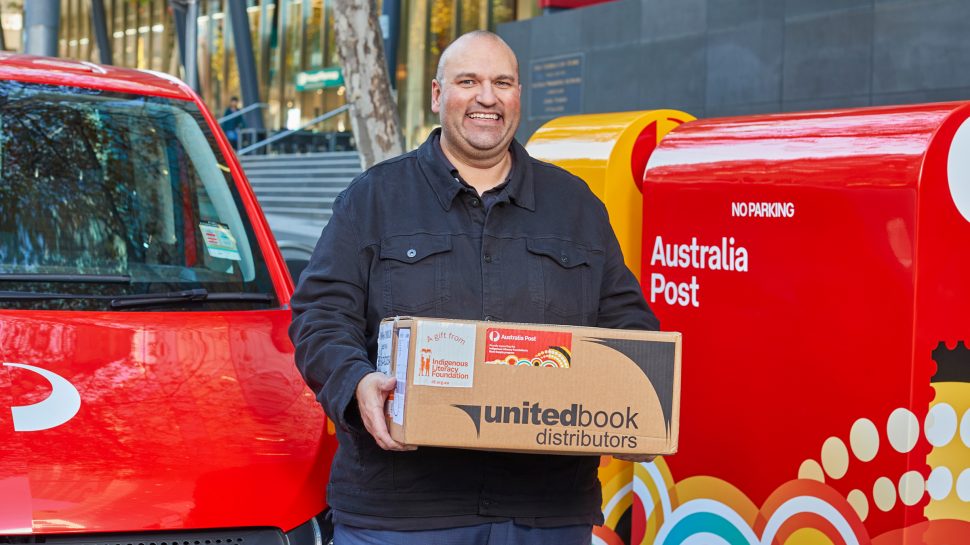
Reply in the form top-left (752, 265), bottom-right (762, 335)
top-left (355, 372), bottom-right (416, 451)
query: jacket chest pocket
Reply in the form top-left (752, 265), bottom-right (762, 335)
top-left (527, 238), bottom-right (591, 323)
top-left (380, 234), bottom-right (452, 315)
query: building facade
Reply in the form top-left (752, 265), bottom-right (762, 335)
top-left (499, 0), bottom-right (970, 142)
top-left (0, 0), bottom-right (537, 146)
top-left (9, 0), bottom-right (966, 149)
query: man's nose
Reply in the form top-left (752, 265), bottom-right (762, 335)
top-left (477, 83), bottom-right (498, 106)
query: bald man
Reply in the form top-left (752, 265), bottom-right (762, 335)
top-left (290, 30), bottom-right (658, 545)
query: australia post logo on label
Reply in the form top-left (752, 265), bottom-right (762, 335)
top-left (413, 322), bottom-right (477, 388)
top-left (484, 328), bottom-right (572, 368)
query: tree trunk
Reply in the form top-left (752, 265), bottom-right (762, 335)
top-left (332, 0), bottom-right (405, 169)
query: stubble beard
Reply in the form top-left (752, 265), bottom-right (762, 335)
top-left (444, 118), bottom-right (516, 164)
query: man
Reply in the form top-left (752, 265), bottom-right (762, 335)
top-left (221, 96), bottom-right (243, 148)
top-left (290, 30), bottom-right (659, 544)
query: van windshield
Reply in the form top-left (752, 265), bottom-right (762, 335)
top-left (0, 80), bottom-right (278, 311)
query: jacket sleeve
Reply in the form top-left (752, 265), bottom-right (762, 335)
top-left (289, 191), bottom-right (374, 433)
top-left (595, 204), bottom-right (661, 332)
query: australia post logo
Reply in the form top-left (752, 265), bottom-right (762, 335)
top-left (453, 401), bottom-right (643, 450)
top-left (3, 362), bottom-right (81, 432)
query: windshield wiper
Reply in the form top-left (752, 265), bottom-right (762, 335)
top-left (109, 288), bottom-right (273, 309)
top-left (0, 273), bottom-right (132, 283)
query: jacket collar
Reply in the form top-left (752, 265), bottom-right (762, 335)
top-left (417, 128), bottom-right (536, 212)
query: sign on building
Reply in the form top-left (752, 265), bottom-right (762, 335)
top-left (296, 67), bottom-right (344, 91)
top-left (529, 54), bottom-right (584, 119)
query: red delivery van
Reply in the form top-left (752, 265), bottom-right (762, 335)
top-left (638, 102), bottom-right (970, 544)
top-left (0, 55), bottom-right (336, 543)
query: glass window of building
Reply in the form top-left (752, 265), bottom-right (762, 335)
top-left (1, 1), bottom-right (25, 52)
top-left (46, 0), bottom-right (536, 149)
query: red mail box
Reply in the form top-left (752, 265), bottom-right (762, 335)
top-left (639, 102), bottom-right (970, 543)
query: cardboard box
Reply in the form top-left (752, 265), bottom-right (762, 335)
top-left (377, 317), bottom-right (681, 456)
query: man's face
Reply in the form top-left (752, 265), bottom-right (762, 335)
top-left (431, 37), bottom-right (521, 162)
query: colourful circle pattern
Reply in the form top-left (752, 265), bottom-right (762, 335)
top-left (797, 403), bottom-right (970, 521)
top-left (485, 347), bottom-right (571, 368)
top-left (626, 403), bottom-right (970, 545)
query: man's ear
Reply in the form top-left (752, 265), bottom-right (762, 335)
top-left (431, 79), bottom-right (442, 114)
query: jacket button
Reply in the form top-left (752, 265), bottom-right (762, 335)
top-left (484, 254), bottom-right (492, 263)
top-left (406, 249), bottom-right (417, 258)
top-left (470, 198), bottom-right (481, 207)
top-left (560, 255), bottom-right (568, 264)
top-left (484, 315), bottom-right (494, 321)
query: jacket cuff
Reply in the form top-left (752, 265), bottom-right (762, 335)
top-left (328, 360), bottom-right (376, 434)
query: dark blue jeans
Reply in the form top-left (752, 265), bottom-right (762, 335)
top-left (333, 522), bottom-right (593, 545)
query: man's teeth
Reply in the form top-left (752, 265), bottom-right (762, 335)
top-left (468, 113), bottom-right (499, 119)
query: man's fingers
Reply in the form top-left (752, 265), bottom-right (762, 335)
top-left (363, 404), bottom-right (400, 449)
top-left (368, 416), bottom-right (415, 451)
top-left (356, 373), bottom-right (415, 451)
top-left (366, 405), bottom-right (417, 451)
top-left (377, 375), bottom-right (397, 393)
top-left (355, 372), bottom-right (415, 451)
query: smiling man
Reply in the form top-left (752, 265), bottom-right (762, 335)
top-left (290, 30), bottom-right (659, 545)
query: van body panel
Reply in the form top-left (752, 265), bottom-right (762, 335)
top-left (0, 53), bottom-right (194, 101)
top-left (0, 309), bottom-right (330, 534)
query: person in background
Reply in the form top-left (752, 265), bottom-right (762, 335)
top-left (221, 96), bottom-right (243, 149)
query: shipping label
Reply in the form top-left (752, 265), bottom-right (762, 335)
top-left (484, 328), bottom-right (572, 368)
top-left (392, 328), bottom-right (411, 425)
top-left (377, 322), bottom-right (394, 417)
top-left (377, 322), bottom-right (393, 375)
top-left (413, 322), bottom-right (476, 387)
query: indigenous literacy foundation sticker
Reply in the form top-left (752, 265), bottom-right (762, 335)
top-left (413, 322), bottom-right (476, 387)
top-left (199, 221), bottom-right (241, 260)
top-left (484, 328), bottom-right (572, 368)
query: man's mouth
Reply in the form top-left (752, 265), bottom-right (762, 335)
top-left (467, 113), bottom-right (501, 121)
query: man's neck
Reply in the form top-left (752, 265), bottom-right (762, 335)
top-left (440, 140), bottom-right (512, 196)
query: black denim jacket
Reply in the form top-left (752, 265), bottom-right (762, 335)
top-left (289, 129), bottom-right (659, 523)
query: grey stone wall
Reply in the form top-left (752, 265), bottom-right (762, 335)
top-left (499, 0), bottom-right (970, 141)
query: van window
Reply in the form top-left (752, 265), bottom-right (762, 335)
top-left (0, 80), bottom-right (278, 310)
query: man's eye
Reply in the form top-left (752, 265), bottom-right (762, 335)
top-left (495, 81), bottom-right (512, 88)
top-left (459, 80), bottom-right (475, 86)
